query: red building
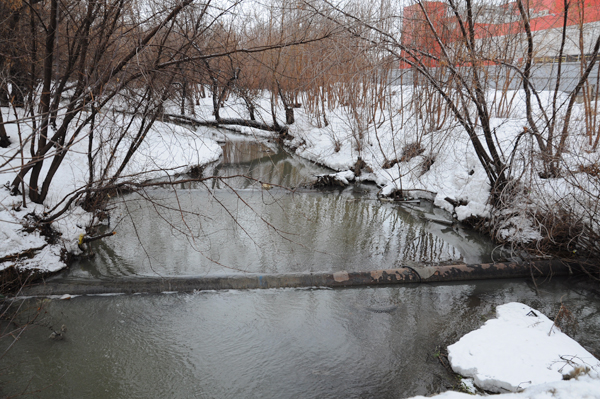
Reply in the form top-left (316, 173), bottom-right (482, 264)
top-left (401, 1), bottom-right (451, 68)
top-left (400, 0), bottom-right (600, 69)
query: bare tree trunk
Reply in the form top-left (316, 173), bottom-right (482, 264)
top-left (555, 34), bottom-right (600, 170)
top-left (270, 91), bottom-right (280, 130)
top-left (28, 0), bottom-right (57, 204)
top-left (547, 0), bottom-right (570, 161)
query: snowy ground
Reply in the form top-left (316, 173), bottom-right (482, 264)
top-left (0, 107), bottom-right (222, 273)
top-left (1, 86), bottom-right (599, 271)
top-left (409, 303), bottom-right (600, 398)
top-left (1, 88), bottom-right (599, 396)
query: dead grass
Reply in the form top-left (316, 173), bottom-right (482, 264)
top-left (420, 155), bottom-right (435, 176)
top-left (400, 142), bottom-right (425, 162)
top-left (578, 163), bottom-right (600, 177)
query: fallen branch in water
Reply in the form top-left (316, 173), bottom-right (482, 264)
top-left (80, 231), bottom-right (116, 245)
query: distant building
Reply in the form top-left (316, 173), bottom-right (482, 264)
top-left (399, 0), bottom-right (600, 69)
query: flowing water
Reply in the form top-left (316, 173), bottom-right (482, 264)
top-left (53, 133), bottom-right (498, 280)
top-left (2, 280), bottom-right (599, 398)
top-left (204, 135), bottom-right (329, 190)
top-left (2, 132), bottom-right (597, 398)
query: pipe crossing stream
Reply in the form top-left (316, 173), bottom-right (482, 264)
top-left (25, 135), bottom-right (575, 297)
top-left (5, 134), bottom-right (600, 399)
top-left (24, 261), bottom-right (576, 297)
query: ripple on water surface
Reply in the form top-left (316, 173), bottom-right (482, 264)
top-left (2, 279), bottom-right (598, 398)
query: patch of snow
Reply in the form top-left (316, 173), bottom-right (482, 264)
top-left (0, 209), bottom-right (47, 268)
top-left (380, 182), bottom-right (401, 197)
top-left (497, 214), bottom-right (543, 243)
top-left (455, 202), bottom-right (491, 221)
top-left (448, 302), bottom-right (600, 393)
top-left (119, 122), bottom-right (223, 181)
top-left (51, 206), bottom-right (92, 255)
top-left (16, 244), bottom-right (65, 273)
top-left (406, 303), bottom-right (600, 398)
top-left (408, 374), bottom-right (600, 398)
top-left (459, 378), bottom-right (476, 394)
top-left (330, 170), bottom-right (355, 185)
top-left (234, 125), bottom-right (275, 138)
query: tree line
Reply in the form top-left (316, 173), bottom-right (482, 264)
top-left (1, 0), bottom-right (600, 266)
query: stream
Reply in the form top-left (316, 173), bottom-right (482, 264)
top-left (2, 280), bottom-right (599, 398)
top-left (55, 132), bottom-right (499, 280)
top-left (2, 132), bottom-right (599, 399)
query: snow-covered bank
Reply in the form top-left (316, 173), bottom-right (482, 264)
top-left (0, 107), bottom-right (222, 274)
top-left (254, 88), bottom-right (597, 253)
top-left (410, 302), bottom-right (600, 398)
top-left (409, 375), bottom-right (600, 398)
top-left (2, 84), bottom-right (599, 273)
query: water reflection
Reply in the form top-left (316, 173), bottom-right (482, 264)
top-left (202, 137), bottom-right (332, 189)
top-left (2, 279), bottom-right (598, 399)
top-left (56, 134), bottom-right (500, 279)
top-left (66, 188), bottom-right (495, 279)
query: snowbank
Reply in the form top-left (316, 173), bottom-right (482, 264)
top-left (0, 107), bottom-right (222, 274)
top-left (408, 375), bottom-right (600, 398)
top-left (286, 90), bottom-right (497, 224)
top-left (118, 122), bottom-right (222, 181)
top-left (407, 302), bottom-right (600, 398)
top-left (448, 302), bottom-right (599, 393)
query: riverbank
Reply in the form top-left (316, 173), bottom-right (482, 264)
top-left (0, 107), bottom-right (223, 279)
top-left (2, 85), bottom-right (600, 276)
top-left (282, 92), bottom-right (597, 259)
